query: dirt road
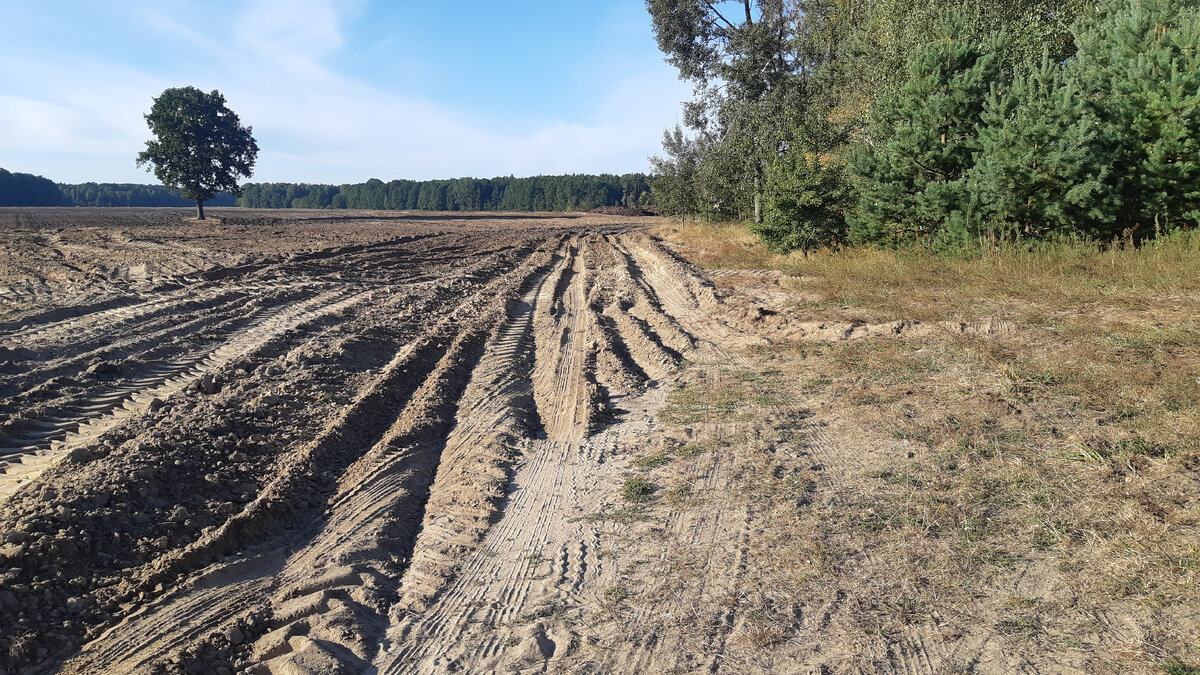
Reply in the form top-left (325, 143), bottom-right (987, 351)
top-left (0, 209), bottom-right (748, 674)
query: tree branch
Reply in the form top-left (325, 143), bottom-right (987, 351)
top-left (704, 2), bottom-right (736, 30)
top-left (913, 156), bottom-right (948, 179)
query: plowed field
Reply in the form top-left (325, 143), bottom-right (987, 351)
top-left (0, 209), bottom-right (753, 674)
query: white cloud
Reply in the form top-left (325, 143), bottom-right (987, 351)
top-left (1, 0), bottom-right (689, 184)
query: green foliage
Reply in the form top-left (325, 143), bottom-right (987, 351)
top-left (1070, 0), bottom-right (1200, 235)
top-left (650, 126), bottom-right (702, 216)
top-left (237, 174), bottom-right (651, 212)
top-left (647, 0), bottom-right (1125, 253)
top-left (754, 147), bottom-right (851, 253)
top-left (647, 1), bottom-right (811, 223)
top-left (0, 169), bottom-right (62, 206)
top-left (830, 0), bottom-right (1098, 128)
top-left (57, 183), bottom-right (235, 207)
top-left (136, 86), bottom-right (258, 219)
top-left (970, 56), bottom-right (1113, 240)
top-left (849, 19), bottom-right (1003, 246)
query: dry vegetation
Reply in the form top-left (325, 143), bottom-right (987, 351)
top-left (588, 221), bottom-right (1200, 673)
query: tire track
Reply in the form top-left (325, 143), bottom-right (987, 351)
top-left (0, 287), bottom-right (370, 502)
top-left (62, 235), bottom-right (560, 674)
top-left (5, 222), bottom-right (789, 675)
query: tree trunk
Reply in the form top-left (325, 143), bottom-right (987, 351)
top-left (195, 199), bottom-right (205, 220)
top-left (753, 174), bottom-right (762, 224)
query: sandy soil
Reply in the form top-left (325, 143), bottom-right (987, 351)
top-left (0, 209), bottom-right (736, 674)
top-left (0, 209), bottom-right (1188, 674)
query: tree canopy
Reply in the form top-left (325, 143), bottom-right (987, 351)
top-left (136, 86), bottom-right (258, 220)
top-left (649, 0), bottom-right (1199, 252)
top-left (0, 169), bottom-right (62, 207)
top-left (236, 174), bottom-right (653, 212)
top-left (56, 183), bottom-right (237, 208)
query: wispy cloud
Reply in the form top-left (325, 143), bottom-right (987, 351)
top-left (0, 0), bottom-right (688, 183)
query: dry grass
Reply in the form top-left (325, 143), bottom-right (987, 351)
top-left (627, 222), bottom-right (1200, 671)
top-left (661, 220), bottom-right (1200, 321)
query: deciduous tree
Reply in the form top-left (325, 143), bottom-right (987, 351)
top-left (136, 86), bottom-right (258, 220)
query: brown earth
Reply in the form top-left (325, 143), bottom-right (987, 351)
top-left (0, 208), bottom-right (1194, 674)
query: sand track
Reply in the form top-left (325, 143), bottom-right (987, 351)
top-left (0, 211), bottom-right (747, 674)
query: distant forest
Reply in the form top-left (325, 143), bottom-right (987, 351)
top-left (0, 169), bottom-right (654, 212)
top-left (0, 169), bottom-right (62, 207)
top-left (59, 183), bottom-right (237, 208)
top-left (236, 174), bottom-right (653, 211)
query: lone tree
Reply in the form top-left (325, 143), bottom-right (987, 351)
top-left (136, 86), bottom-right (258, 220)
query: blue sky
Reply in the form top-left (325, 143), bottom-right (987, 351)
top-left (0, 0), bottom-right (691, 184)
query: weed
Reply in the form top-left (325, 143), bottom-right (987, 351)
top-left (603, 585), bottom-right (629, 605)
top-left (584, 505), bottom-right (652, 524)
top-left (994, 616), bottom-right (1042, 636)
top-left (892, 428), bottom-right (932, 445)
top-left (658, 371), bottom-right (785, 424)
top-left (519, 602), bottom-right (565, 623)
top-left (678, 434), bottom-right (734, 458)
top-left (633, 453), bottom-right (674, 470)
top-left (871, 468), bottom-right (921, 487)
top-left (1160, 660), bottom-right (1200, 675)
top-left (1116, 437), bottom-right (1174, 458)
top-left (622, 478), bottom-right (657, 503)
top-left (801, 376), bottom-right (831, 392)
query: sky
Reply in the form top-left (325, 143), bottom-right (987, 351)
top-left (0, 0), bottom-right (692, 184)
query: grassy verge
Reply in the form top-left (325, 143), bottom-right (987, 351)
top-left (661, 221), bottom-right (1200, 456)
top-left (636, 221), bottom-right (1200, 670)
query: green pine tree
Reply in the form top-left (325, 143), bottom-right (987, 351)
top-left (970, 55), bottom-right (1114, 240)
top-left (849, 17), bottom-right (1003, 246)
top-left (1071, 0), bottom-right (1200, 237)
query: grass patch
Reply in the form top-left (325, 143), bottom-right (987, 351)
top-left (658, 370), bottom-right (787, 425)
top-left (1160, 661), bottom-right (1200, 675)
top-left (640, 223), bottom-right (1200, 665)
top-left (621, 478), bottom-right (657, 503)
top-left (633, 452), bottom-right (674, 469)
top-left (660, 221), bottom-right (1200, 322)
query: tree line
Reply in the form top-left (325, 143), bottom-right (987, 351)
top-left (58, 183), bottom-right (237, 208)
top-left (0, 169), bottom-right (62, 207)
top-left (0, 171), bottom-right (653, 213)
top-left (648, 0), bottom-right (1199, 251)
top-left (236, 174), bottom-right (653, 212)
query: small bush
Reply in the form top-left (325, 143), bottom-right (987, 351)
top-left (622, 478), bottom-right (658, 503)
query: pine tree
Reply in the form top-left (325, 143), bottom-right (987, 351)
top-left (754, 143), bottom-right (851, 254)
top-left (970, 56), bottom-right (1114, 240)
top-left (849, 18), bottom-right (1003, 246)
top-left (1071, 0), bottom-right (1200, 236)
